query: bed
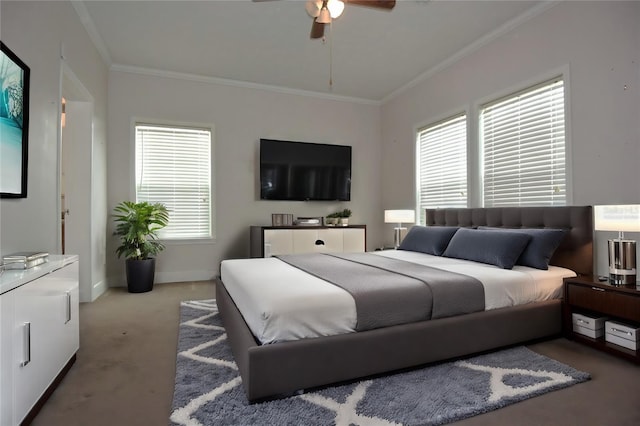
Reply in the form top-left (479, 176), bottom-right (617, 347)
top-left (217, 206), bottom-right (593, 401)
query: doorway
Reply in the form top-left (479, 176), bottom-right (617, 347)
top-left (59, 62), bottom-right (94, 302)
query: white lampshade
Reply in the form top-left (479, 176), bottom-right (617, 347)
top-left (384, 210), bottom-right (415, 224)
top-left (594, 205), bottom-right (640, 232)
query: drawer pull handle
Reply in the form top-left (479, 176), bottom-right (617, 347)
top-left (65, 291), bottom-right (72, 324)
top-left (591, 287), bottom-right (605, 292)
top-left (576, 318), bottom-right (589, 325)
top-left (315, 239), bottom-right (325, 246)
top-left (21, 322), bottom-right (31, 367)
top-left (611, 327), bottom-right (634, 336)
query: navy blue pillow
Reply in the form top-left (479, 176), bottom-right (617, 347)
top-left (478, 227), bottom-right (567, 270)
top-left (442, 228), bottom-right (532, 269)
top-left (398, 226), bottom-right (459, 256)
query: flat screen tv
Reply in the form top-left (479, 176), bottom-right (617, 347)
top-left (260, 139), bottom-right (352, 201)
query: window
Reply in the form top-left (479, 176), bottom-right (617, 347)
top-left (415, 77), bottom-right (567, 221)
top-left (135, 123), bottom-right (213, 240)
top-left (416, 114), bottom-right (468, 210)
top-left (480, 78), bottom-right (566, 206)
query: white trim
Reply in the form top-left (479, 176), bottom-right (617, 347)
top-left (70, 1), bottom-right (112, 66)
top-left (155, 270), bottom-right (217, 284)
top-left (109, 271), bottom-right (216, 287)
top-left (472, 66), bottom-right (571, 206)
top-left (91, 280), bottom-right (107, 302)
top-left (131, 118), bottom-right (217, 240)
top-left (413, 105), bottom-right (471, 215)
top-left (161, 238), bottom-right (217, 246)
top-left (110, 63), bottom-right (381, 106)
top-left (561, 65), bottom-right (574, 206)
top-left (381, 1), bottom-right (560, 104)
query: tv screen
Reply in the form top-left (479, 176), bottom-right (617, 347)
top-left (260, 139), bottom-right (352, 201)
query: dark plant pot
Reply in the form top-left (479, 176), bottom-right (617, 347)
top-left (125, 258), bottom-right (156, 293)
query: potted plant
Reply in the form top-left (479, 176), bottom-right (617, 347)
top-left (113, 201), bottom-right (169, 293)
top-left (338, 208), bottom-right (352, 226)
top-left (325, 212), bottom-right (341, 226)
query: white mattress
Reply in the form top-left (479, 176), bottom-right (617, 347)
top-left (220, 251), bottom-right (576, 344)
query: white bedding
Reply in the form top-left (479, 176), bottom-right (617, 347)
top-left (220, 250), bottom-right (576, 344)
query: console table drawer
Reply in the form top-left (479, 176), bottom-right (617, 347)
top-left (566, 283), bottom-right (640, 323)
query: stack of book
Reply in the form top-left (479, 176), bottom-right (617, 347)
top-left (2, 252), bottom-right (49, 270)
top-left (271, 214), bottom-right (294, 226)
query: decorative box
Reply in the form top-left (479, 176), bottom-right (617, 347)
top-left (605, 321), bottom-right (640, 351)
top-left (572, 313), bottom-right (606, 339)
top-left (2, 252), bottom-right (49, 270)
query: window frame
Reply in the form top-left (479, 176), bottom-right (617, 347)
top-left (131, 118), bottom-right (216, 244)
top-left (414, 68), bottom-right (572, 223)
top-left (415, 111), bottom-right (469, 215)
top-left (480, 77), bottom-right (568, 207)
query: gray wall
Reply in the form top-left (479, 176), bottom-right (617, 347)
top-left (380, 1), bottom-right (640, 276)
top-left (2, 1), bottom-right (638, 288)
top-left (106, 71), bottom-right (382, 284)
top-left (0, 0), bottom-right (109, 295)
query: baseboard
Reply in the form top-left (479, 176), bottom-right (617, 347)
top-left (154, 270), bottom-right (216, 283)
top-left (106, 270), bottom-right (216, 287)
top-left (91, 280), bottom-right (107, 301)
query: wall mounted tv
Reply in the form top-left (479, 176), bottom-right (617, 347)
top-left (260, 139), bottom-right (352, 201)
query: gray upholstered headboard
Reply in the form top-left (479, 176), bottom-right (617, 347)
top-left (425, 206), bottom-right (593, 276)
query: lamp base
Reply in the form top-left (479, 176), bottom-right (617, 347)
top-left (393, 227), bottom-right (406, 249)
top-left (608, 239), bottom-right (636, 285)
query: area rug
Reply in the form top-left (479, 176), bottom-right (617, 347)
top-left (170, 300), bottom-right (589, 426)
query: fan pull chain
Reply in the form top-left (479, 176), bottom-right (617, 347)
top-left (329, 20), bottom-right (333, 89)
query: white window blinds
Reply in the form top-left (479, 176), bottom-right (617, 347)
top-left (480, 78), bottom-right (566, 207)
top-left (417, 114), bottom-right (468, 210)
top-left (135, 124), bottom-right (212, 239)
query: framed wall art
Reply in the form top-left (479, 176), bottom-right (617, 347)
top-left (1, 41), bottom-right (30, 198)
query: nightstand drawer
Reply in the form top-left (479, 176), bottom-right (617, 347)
top-left (565, 283), bottom-right (640, 323)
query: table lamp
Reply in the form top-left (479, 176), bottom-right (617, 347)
top-left (594, 205), bottom-right (640, 285)
top-left (384, 209), bottom-right (416, 248)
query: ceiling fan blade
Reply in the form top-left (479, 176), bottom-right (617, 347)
top-left (310, 20), bottom-right (325, 39)
top-left (345, 0), bottom-right (396, 10)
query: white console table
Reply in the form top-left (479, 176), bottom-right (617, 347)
top-left (250, 225), bottom-right (366, 258)
top-left (0, 255), bottom-right (79, 426)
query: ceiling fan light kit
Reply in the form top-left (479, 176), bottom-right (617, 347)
top-left (305, 0), bottom-right (395, 39)
top-left (317, 7), bottom-right (332, 24)
top-left (327, 0), bottom-right (346, 19)
top-left (307, 0), bottom-right (345, 22)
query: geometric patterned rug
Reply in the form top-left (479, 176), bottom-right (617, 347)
top-left (170, 300), bottom-right (590, 426)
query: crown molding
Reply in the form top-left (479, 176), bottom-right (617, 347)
top-left (71, 1), bottom-right (112, 66)
top-left (109, 64), bottom-right (381, 106)
top-left (381, 1), bottom-right (560, 104)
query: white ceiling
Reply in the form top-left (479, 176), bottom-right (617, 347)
top-left (78, 0), bottom-right (548, 102)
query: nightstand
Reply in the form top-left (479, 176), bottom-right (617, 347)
top-left (563, 276), bottom-right (640, 364)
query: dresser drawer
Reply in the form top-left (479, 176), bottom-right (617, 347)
top-left (566, 283), bottom-right (640, 323)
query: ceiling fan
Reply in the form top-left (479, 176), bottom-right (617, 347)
top-left (306, 0), bottom-right (396, 39)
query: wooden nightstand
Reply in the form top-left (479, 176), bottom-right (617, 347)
top-left (563, 275), bottom-right (640, 364)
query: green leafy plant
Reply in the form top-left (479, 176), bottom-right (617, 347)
top-left (338, 208), bottom-right (352, 218)
top-left (113, 201), bottom-right (169, 260)
top-left (327, 209), bottom-right (352, 219)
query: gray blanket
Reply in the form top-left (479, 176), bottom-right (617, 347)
top-left (276, 253), bottom-right (484, 331)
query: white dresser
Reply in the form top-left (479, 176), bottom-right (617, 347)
top-left (0, 255), bottom-right (79, 426)
top-left (250, 225), bottom-right (366, 257)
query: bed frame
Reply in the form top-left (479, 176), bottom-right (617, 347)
top-left (217, 206), bottom-right (593, 401)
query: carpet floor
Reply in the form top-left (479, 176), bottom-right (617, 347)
top-left (170, 300), bottom-right (589, 426)
top-left (31, 281), bottom-right (640, 426)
